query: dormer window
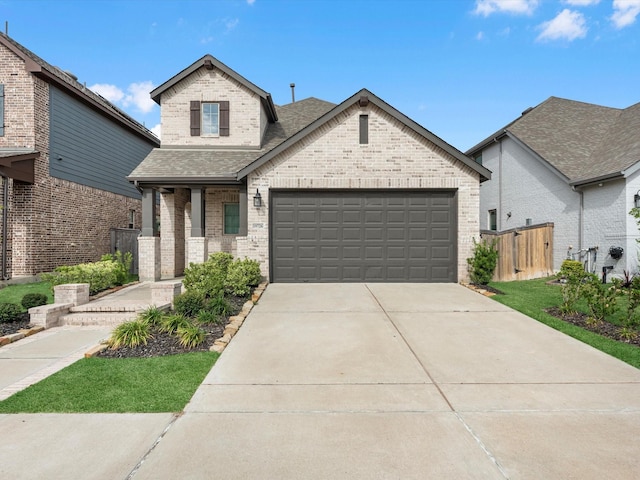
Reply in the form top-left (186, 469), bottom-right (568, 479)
top-left (190, 100), bottom-right (230, 137)
top-left (202, 102), bottom-right (219, 136)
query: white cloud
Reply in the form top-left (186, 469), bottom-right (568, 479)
top-left (474, 0), bottom-right (539, 16)
top-left (247, 0), bottom-right (255, 5)
top-left (89, 83), bottom-right (125, 103)
top-left (537, 9), bottom-right (587, 41)
top-left (476, 31), bottom-right (485, 40)
top-left (150, 123), bottom-right (161, 139)
top-left (89, 81), bottom-right (156, 114)
top-left (563, 0), bottom-right (600, 5)
top-left (122, 81), bottom-right (156, 114)
top-left (611, 0), bottom-right (640, 28)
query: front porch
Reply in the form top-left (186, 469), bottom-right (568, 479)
top-left (137, 184), bottom-right (253, 281)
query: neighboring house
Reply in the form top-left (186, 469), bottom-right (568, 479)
top-left (467, 96), bottom-right (640, 278)
top-left (129, 55), bottom-right (490, 283)
top-left (0, 33), bottom-right (159, 278)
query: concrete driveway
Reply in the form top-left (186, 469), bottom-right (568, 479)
top-left (1, 283), bottom-right (639, 479)
top-left (132, 283), bottom-right (640, 480)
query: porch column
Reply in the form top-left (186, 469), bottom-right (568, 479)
top-left (188, 187), bottom-right (208, 265)
top-left (160, 188), bottom-right (188, 278)
top-left (138, 188), bottom-right (160, 281)
top-left (141, 187), bottom-right (157, 237)
top-left (239, 182), bottom-right (248, 236)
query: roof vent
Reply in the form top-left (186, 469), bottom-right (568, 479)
top-left (290, 83), bottom-right (295, 103)
top-left (521, 106), bottom-right (533, 116)
top-left (62, 70), bottom-right (78, 81)
top-left (203, 59), bottom-right (214, 70)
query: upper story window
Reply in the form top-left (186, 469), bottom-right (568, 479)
top-left (190, 100), bottom-right (229, 137)
top-left (202, 102), bottom-right (219, 136)
top-left (474, 153), bottom-right (482, 165)
top-left (488, 209), bottom-right (497, 231)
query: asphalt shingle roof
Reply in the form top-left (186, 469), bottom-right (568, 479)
top-left (128, 97), bottom-right (336, 182)
top-left (468, 96), bottom-right (640, 184)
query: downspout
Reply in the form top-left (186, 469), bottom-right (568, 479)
top-left (572, 185), bottom-right (584, 253)
top-left (497, 137), bottom-right (503, 231)
top-left (2, 175), bottom-right (8, 280)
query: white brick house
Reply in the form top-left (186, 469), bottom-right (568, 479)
top-left (129, 55), bottom-right (490, 283)
top-left (467, 97), bottom-right (640, 279)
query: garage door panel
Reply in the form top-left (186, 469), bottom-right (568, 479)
top-left (271, 190), bottom-right (456, 282)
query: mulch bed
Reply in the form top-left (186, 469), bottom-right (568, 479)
top-left (546, 307), bottom-right (640, 347)
top-left (0, 314), bottom-right (31, 337)
top-left (98, 294), bottom-right (248, 358)
top-left (97, 322), bottom-right (226, 358)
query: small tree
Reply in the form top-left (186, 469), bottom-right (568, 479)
top-left (467, 237), bottom-right (499, 285)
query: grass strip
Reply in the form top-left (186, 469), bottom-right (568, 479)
top-left (0, 352), bottom-right (218, 413)
top-left (490, 278), bottom-right (640, 369)
top-left (0, 281), bottom-right (53, 309)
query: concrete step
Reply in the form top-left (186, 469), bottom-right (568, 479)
top-left (60, 312), bottom-right (139, 327)
top-left (69, 302), bottom-right (171, 314)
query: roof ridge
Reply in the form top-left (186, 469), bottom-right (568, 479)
top-left (0, 32), bottom-right (158, 143)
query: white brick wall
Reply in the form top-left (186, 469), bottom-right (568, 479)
top-left (159, 66), bottom-right (264, 147)
top-left (479, 137), bottom-right (581, 272)
top-left (237, 103), bottom-right (481, 282)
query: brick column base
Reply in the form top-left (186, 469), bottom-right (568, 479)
top-left (138, 236), bottom-right (161, 281)
top-left (187, 237), bottom-right (208, 266)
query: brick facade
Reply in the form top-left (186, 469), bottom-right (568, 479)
top-left (0, 39), bottom-right (147, 277)
top-left (160, 68), bottom-right (266, 147)
top-left (236, 103), bottom-right (480, 282)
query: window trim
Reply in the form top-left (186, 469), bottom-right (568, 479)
top-left (223, 202), bottom-right (240, 235)
top-left (201, 102), bottom-right (220, 137)
top-left (488, 209), bottom-right (497, 231)
top-left (0, 84), bottom-right (4, 137)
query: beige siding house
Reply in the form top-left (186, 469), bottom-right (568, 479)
top-left (129, 55), bottom-right (490, 283)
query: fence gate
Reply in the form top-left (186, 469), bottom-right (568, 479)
top-left (481, 223), bottom-right (554, 282)
top-left (110, 228), bottom-right (140, 275)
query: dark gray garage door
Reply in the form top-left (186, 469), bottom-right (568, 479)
top-left (270, 190), bottom-right (457, 283)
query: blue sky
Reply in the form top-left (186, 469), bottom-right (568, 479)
top-left (2, 0), bottom-right (639, 151)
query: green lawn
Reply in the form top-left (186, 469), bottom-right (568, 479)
top-left (0, 352), bottom-right (218, 413)
top-left (0, 281), bottom-right (53, 309)
top-left (489, 277), bottom-right (640, 369)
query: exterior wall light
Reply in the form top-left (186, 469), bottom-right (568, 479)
top-left (253, 189), bottom-right (262, 208)
top-left (635, 190), bottom-right (640, 209)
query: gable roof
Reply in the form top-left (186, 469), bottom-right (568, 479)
top-left (129, 89), bottom-right (490, 186)
top-left (150, 54), bottom-right (278, 122)
top-left (128, 97), bottom-right (336, 184)
top-left (466, 96), bottom-right (640, 186)
top-left (0, 32), bottom-right (159, 146)
top-left (238, 88), bottom-right (491, 181)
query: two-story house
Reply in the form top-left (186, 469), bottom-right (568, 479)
top-left (129, 55), bottom-right (490, 283)
top-left (0, 32), bottom-right (159, 279)
top-left (467, 96), bottom-right (640, 278)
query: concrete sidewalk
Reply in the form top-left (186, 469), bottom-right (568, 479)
top-left (1, 283), bottom-right (639, 479)
top-left (0, 282), bottom-right (156, 401)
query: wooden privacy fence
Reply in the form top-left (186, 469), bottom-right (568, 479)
top-left (110, 228), bottom-right (140, 275)
top-left (480, 223), bottom-right (554, 282)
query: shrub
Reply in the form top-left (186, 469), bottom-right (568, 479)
top-left (225, 258), bottom-right (262, 296)
top-left (622, 276), bottom-right (640, 329)
top-left (138, 306), bottom-right (165, 326)
top-left (100, 251), bottom-right (133, 286)
top-left (557, 260), bottom-right (589, 315)
top-left (466, 238), bottom-right (499, 285)
top-left (581, 275), bottom-right (621, 323)
top-left (174, 291), bottom-right (207, 318)
top-left (206, 294), bottom-right (233, 317)
top-left (177, 323), bottom-right (206, 348)
top-left (41, 260), bottom-right (125, 295)
top-left (0, 302), bottom-right (22, 323)
top-left (159, 314), bottom-right (191, 335)
top-left (21, 293), bottom-right (48, 310)
top-left (196, 309), bottom-right (221, 325)
top-left (183, 252), bottom-right (234, 298)
top-left (109, 320), bottom-right (151, 349)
